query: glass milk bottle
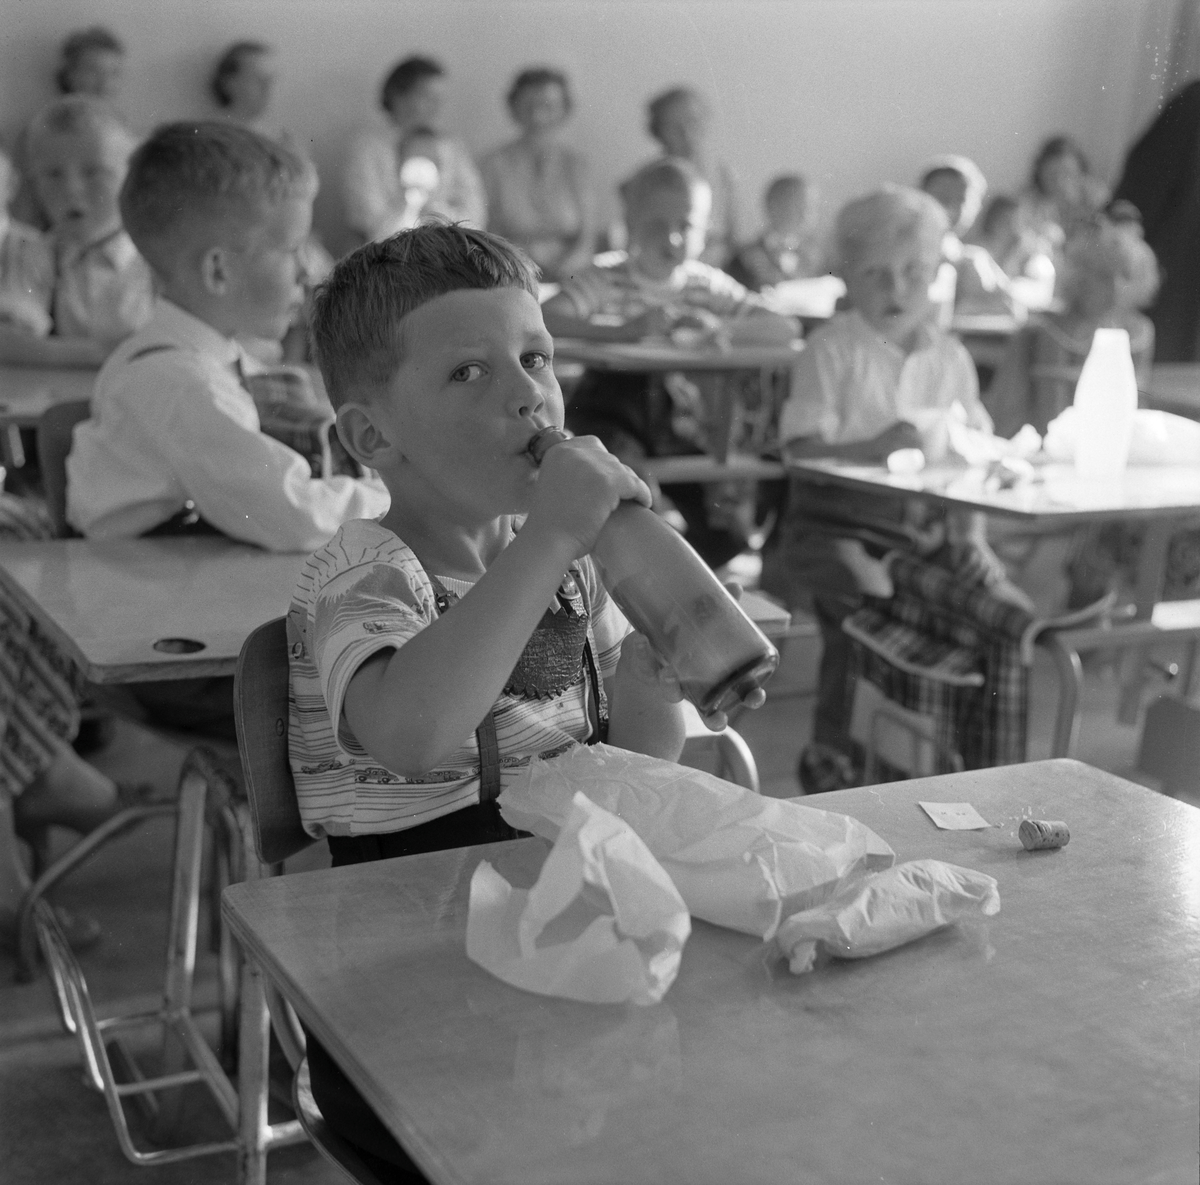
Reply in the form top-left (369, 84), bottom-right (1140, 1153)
top-left (528, 428), bottom-right (779, 717)
top-left (1072, 327), bottom-right (1139, 479)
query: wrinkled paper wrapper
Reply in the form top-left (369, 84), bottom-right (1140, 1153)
top-left (775, 859), bottom-right (1000, 973)
top-left (466, 791), bottom-right (690, 1005)
top-left (499, 744), bottom-right (894, 939)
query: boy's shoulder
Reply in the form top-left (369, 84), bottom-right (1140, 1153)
top-left (297, 519), bottom-right (432, 613)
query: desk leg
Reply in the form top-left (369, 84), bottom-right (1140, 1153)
top-left (1118, 520), bottom-right (1172, 724)
top-left (236, 954), bottom-right (271, 1185)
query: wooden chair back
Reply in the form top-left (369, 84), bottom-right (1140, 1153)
top-left (234, 617), bottom-right (315, 867)
top-left (36, 400), bottom-right (90, 538)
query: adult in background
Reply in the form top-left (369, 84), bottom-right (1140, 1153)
top-left (210, 40), bottom-right (291, 147)
top-left (343, 55), bottom-right (486, 243)
top-left (1114, 80), bottom-right (1200, 362)
top-left (480, 67), bottom-right (594, 282)
top-left (1018, 135), bottom-right (1109, 260)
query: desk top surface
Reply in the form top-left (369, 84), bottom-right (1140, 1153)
top-left (788, 456), bottom-right (1200, 523)
top-left (553, 337), bottom-right (803, 371)
top-left (223, 760), bottom-right (1200, 1185)
top-left (0, 364), bottom-right (95, 426)
top-left (0, 535), bottom-right (303, 683)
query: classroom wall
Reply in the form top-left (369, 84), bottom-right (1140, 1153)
top-left (0, 0), bottom-right (1178, 250)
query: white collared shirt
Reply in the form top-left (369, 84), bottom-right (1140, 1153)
top-left (779, 309), bottom-right (989, 445)
top-left (66, 299), bottom-right (390, 551)
top-left (52, 228), bottom-right (154, 345)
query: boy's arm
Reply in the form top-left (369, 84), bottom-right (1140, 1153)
top-left (0, 325), bottom-right (108, 368)
top-left (342, 438), bottom-right (655, 776)
top-left (603, 634), bottom-right (686, 761)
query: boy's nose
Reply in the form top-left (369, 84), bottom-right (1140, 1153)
top-left (506, 368), bottom-right (547, 419)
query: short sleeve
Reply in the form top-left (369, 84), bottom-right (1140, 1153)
top-left (779, 331), bottom-right (842, 443)
top-left (577, 556), bottom-right (629, 679)
top-left (309, 557), bottom-right (434, 750)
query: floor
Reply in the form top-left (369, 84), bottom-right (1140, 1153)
top-left (1, 616), bottom-right (1196, 1184)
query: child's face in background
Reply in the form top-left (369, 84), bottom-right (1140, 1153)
top-left (220, 195), bottom-right (313, 341)
top-left (63, 48), bottom-right (125, 101)
top-left (626, 185), bottom-right (708, 281)
top-left (374, 287), bottom-right (562, 520)
top-left (32, 124), bottom-right (128, 244)
top-left (923, 173), bottom-right (968, 235)
top-left (1038, 152), bottom-right (1084, 206)
top-left (766, 186), bottom-right (810, 237)
top-left (654, 95), bottom-right (708, 160)
top-left (845, 227), bottom-right (941, 345)
top-left (227, 51), bottom-right (276, 122)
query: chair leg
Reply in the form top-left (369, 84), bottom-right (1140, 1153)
top-left (1044, 635), bottom-right (1085, 758)
top-left (236, 953), bottom-right (272, 1185)
top-left (714, 729), bottom-right (760, 793)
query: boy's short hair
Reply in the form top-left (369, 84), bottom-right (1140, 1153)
top-left (26, 96), bottom-right (135, 161)
top-left (646, 86), bottom-right (705, 140)
top-left (1063, 219), bottom-right (1160, 310)
top-left (380, 56), bottom-right (443, 112)
top-left (507, 66), bottom-right (572, 116)
top-left (211, 40), bottom-right (271, 107)
top-left (835, 185), bottom-right (948, 273)
top-left (57, 26), bottom-right (124, 94)
top-left (119, 120), bottom-right (316, 278)
top-left (619, 157), bottom-right (708, 216)
top-left (310, 224), bottom-right (540, 408)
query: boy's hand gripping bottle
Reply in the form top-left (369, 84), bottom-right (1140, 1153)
top-left (528, 427), bottom-right (779, 717)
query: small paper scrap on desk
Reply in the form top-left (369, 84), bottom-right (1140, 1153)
top-left (919, 801), bottom-right (991, 830)
top-left (465, 791), bottom-right (690, 1006)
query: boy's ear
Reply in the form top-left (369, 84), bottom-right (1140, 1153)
top-left (199, 246), bottom-right (232, 296)
top-left (336, 401), bottom-right (395, 470)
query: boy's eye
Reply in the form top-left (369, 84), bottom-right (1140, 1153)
top-left (450, 362), bottom-right (485, 382)
top-left (521, 351), bottom-right (550, 371)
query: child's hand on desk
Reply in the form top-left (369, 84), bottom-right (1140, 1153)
top-left (621, 306), bottom-right (673, 340)
top-left (527, 434), bottom-right (653, 557)
top-left (865, 421), bottom-right (923, 461)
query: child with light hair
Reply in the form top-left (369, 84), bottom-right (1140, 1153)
top-left (728, 173), bottom-right (826, 291)
top-left (762, 184), bottom-right (1025, 792)
top-left (985, 217), bottom-right (1158, 437)
top-left (543, 157), bottom-right (795, 567)
top-left (0, 96), bottom-right (152, 366)
top-left (67, 120), bottom-right (388, 550)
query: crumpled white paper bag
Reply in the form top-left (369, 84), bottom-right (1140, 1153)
top-left (775, 858), bottom-right (1000, 974)
top-left (1044, 406), bottom-right (1200, 466)
top-left (499, 744), bottom-right (895, 939)
top-left (466, 791), bottom-right (690, 1005)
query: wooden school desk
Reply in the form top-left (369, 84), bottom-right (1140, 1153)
top-left (0, 535), bottom-right (305, 683)
top-left (786, 455), bottom-right (1200, 747)
top-left (222, 760), bottom-right (1200, 1185)
top-left (553, 337), bottom-right (800, 472)
top-left (949, 310), bottom-right (1019, 371)
top-left (0, 364), bottom-right (95, 468)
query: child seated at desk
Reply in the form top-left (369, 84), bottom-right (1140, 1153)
top-left (728, 173), bottom-right (825, 291)
top-left (760, 185), bottom-right (1026, 793)
top-left (542, 158), bottom-right (795, 568)
top-left (292, 223), bottom-right (702, 1175)
top-left (0, 96), bottom-right (152, 368)
top-left (66, 120), bottom-right (389, 551)
top-left (0, 147), bottom-right (55, 338)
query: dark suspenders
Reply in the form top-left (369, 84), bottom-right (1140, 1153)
top-left (425, 571), bottom-right (606, 804)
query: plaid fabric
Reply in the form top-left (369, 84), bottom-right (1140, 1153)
top-left (843, 552), bottom-right (1036, 776)
top-left (0, 493), bottom-right (53, 542)
top-left (0, 576), bottom-right (83, 799)
top-left (239, 367), bottom-right (361, 480)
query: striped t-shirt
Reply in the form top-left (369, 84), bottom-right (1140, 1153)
top-left (287, 518), bottom-right (630, 838)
